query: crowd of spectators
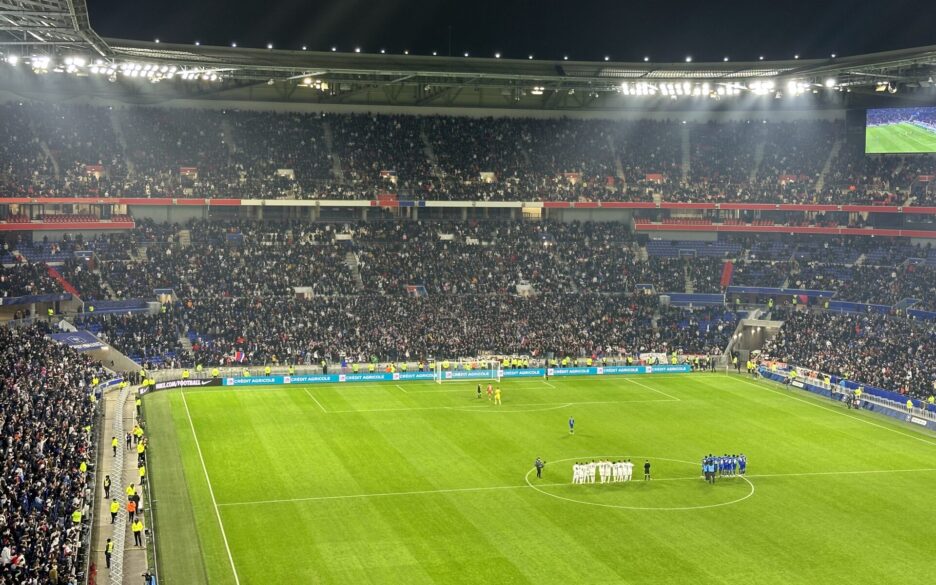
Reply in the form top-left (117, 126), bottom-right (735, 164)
top-left (0, 324), bottom-right (101, 583)
top-left (3, 102), bottom-right (936, 205)
top-left (765, 308), bottom-right (936, 398)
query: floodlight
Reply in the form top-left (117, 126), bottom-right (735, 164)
top-left (685, 56), bottom-right (692, 62)
top-left (723, 57), bottom-right (729, 62)
top-left (331, 47), bottom-right (337, 51)
top-left (354, 47), bottom-right (361, 53)
top-left (231, 42), bottom-right (237, 48)
top-left (7, 55), bottom-right (18, 65)
top-left (495, 52), bottom-right (501, 58)
top-left (643, 56), bottom-right (649, 62)
top-left (195, 41), bottom-right (200, 46)
top-left (824, 78), bottom-right (836, 88)
top-left (528, 55), bottom-right (533, 59)
top-left (604, 56), bottom-right (609, 61)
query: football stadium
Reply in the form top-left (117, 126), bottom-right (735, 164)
top-left (1, 1), bottom-right (936, 584)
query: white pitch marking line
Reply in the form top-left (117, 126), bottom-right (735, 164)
top-left (303, 388), bottom-right (328, 413)
top-left (543, 380), bottom-right (557, 389)
top-left (624, 377), bottom-right (680, 401)
top-left (217, 467), bottom-right (936, 508)
top-left (181, 391), bottom-right (241, 585)
top-left (730, 376), bottom-right (936, 448)
top-left (394, 384), bottom-right (408, 394)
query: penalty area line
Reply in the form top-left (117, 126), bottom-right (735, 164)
top-left (303, 388), bottom-right (328, 413)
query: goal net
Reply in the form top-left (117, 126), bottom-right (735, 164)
top-left (434, 360), bottom-right (501, 384)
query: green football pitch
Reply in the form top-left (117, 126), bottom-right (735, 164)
top-left (143, 374), bottom-right (936, 585)
top-left (866, 122), bottom-right (936, 153)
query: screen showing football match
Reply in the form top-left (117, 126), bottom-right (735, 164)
top-left (866, 106), bottom-right (936, 153)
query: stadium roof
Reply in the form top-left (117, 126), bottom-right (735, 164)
top-left (1, 4), bottom-right (935, 109)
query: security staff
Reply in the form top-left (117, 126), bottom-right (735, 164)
top-left (287, 364), bottom-right (295, 376)
top-left (182, 369), bottom-right (190, 380)
top-left (368, 362), bottom-right (375, 373)
top-left (264, 365), bottom-right (272, 376)
top-left (352, 362), bottom-right (360, 373)
top-left (132, 519), bottom-right (144, 547)
top-left (110, 499), bottom-right (120, 523)
top-left (211, 367), bottom-right (220, 378)
top-left (105, 539), bottom-right (114, 568)
top-left (71, 508), bottom-right (82, 525)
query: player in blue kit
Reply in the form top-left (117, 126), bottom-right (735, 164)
top-left (568, 416), bottom-right (575, 435)
top-left (739, 454), bottom-right (747, 475)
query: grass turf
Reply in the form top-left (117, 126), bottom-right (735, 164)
top-left (144, 373), bottom-right (936, 585)
top-left (866, 122), bottom-right (936, 153)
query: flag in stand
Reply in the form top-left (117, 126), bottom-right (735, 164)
top-left (233, 351), bottom-right (245, 362)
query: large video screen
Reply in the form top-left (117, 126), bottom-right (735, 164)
top-left (866, 106), bottom-right (936, 153)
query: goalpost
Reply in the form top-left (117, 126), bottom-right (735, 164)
top-left (434, 360), bottom-right (501, 384)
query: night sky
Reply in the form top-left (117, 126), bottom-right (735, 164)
top-left (90, 0), bottom-right (936, 62)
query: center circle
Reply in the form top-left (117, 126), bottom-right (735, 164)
top-left (525, 455), bottom-right (755, 511)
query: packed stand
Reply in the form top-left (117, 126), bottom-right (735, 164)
top-left (765, 309), bottom-right (936, 398)
top-left (0, 325), bottom-right (102, 583)
top-left (1, 102), bottom-right (931, 204)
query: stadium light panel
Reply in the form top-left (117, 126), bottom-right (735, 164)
top-left (528, 55), bottom-right (533, 59)
top-left (759, 56), bottom-right (764, 60)
top-left (723, 57), bottom-right (729, 62)
top-left (355, 47), bottom-right (361, 53)
top-left (432, 51), bottom-right (437, 56)
top-left (495, 52), bottom-right (501, 58)
top-left (604, 56), bottom-right (609, 61)
top-left (830, 53), bottom-right (836, 58)
top-left (232, 42), bottom-right (238, 48)
top-left (267, 43), bottom-right (274, 49)
top-left (643, 56), bottom-right (649, 62)
top-left (6, 55), bottom-right (18, 65)
top-left (794, 54), bottom-right (800, 59)
top-left (154, 38), bottom-right (160, 44)
top-left (380, 49), bottom-right (386, 54)
top-left (564, 56), bottom-right (569, 60)
top-left (404, 50), bottom-right (410, 54)
top-left (331, 47), bottom-right (337, 51)
top-left (464, 52), bottom-right (469, 57)
top-left (824, 78), bottom-right (836, 88)
top-left (685, 56), bottom-right (692, 62)
top-left (301, 45), bottom-right (307, 50)
top-left (195, 41), bottom-right (200, 46)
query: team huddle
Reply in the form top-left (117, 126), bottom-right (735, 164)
top-left (702, 453), bottom-right (747, 484)
top-left (572, 459), bottom-right (639, 484)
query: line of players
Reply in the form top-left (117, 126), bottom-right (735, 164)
top-left (572, 459), bottom-right (635, 484)
top-left (702, 453), bottom-right (747, 484)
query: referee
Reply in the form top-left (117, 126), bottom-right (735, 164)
top-left (534, 457), bottom-right (546, 479)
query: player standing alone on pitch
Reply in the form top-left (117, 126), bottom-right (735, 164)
top-left (568, 416), bottom-right (575, 435)
top-left (534, 457), bottom-right (546, 479)
top-left (477, 384), bottom-right (482, 399)
top-left (643, 460), bottom-right (651, 480)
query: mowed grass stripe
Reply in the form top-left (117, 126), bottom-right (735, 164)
top-left (148, 374), bottom-right (936, 585)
